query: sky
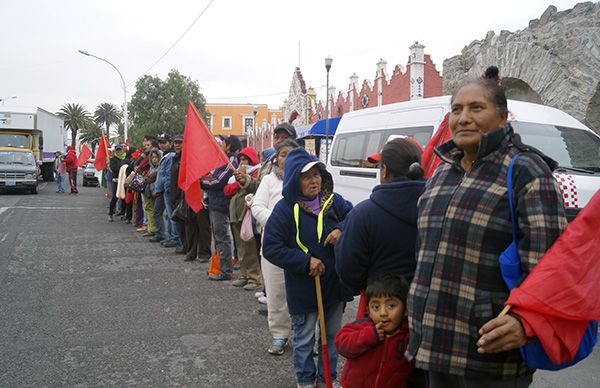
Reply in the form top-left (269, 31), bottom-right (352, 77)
top-left (0, 0), bottom-right (584, 116)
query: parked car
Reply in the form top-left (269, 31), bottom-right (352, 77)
top-left (328, 96), bottom-right (600, 221)
top-left (82, 162), bottom-right (99, 186)
top-left (0, 148), bottom-right (40, 194)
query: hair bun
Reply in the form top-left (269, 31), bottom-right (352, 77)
top-left (407, 162), bottom-right (425, 180)
top-left (483, 66), bottom-right (501, 85)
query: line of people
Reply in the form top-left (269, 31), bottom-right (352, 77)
top-left (104, 66), bottom-right (566, 388)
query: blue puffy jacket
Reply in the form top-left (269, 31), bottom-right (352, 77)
top-left (200, 152), bottom-right (238, 213)
top-left (262, 148), bottom-right (354, 315)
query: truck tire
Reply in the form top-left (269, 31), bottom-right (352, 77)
top-left (42, 163), bottom-right (54, 182)
top-left (30, 185), bottom-right (38, 194)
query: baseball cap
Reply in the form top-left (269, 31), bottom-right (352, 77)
top-left (157, 133), bottom-right (171, 142)
top-left (173, 134), bottom-right (183, 142)
top-left (114, 144), bottom-right (123, 150)
top-left (274, 122), bottom-right (297, 138)
top-left (301, 160), bottom-right (325, 173)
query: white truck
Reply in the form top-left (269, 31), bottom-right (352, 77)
top-left (0, 107), bottom-right (66, 181)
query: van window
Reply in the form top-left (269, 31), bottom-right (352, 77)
top-left (331, 125), bottom-right (433, 168)
top-left (512, 122), bottom-right (600, 171)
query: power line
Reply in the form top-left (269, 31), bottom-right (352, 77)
top-left (127, 0), bottom-right (216, 87)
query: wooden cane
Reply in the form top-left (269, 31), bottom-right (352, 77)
top-left (498, 304), bottom-right (512, 317)
top-left (315, 275), bottom-right (333, 388)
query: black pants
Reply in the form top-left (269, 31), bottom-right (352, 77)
top-left (184, 210), bottom-right (211, 260)
top-left (109, 182), bottom-right (119, 216)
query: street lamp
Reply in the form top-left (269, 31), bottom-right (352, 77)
top-left (0, 96), bottom-right (17, 105)
top-left (252, 105), bottom-right (258, 150)
top-left (78, 50), bottom-right (129, 144)
top-left (324, 56), bottom-right (333, 162)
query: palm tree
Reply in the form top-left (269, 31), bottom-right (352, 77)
top-left (57, 103), bottom-right (92, 148)
top-left (94, 103), bottom-right (122, 142)
top-left (78, 122), bottom-right (103, 155)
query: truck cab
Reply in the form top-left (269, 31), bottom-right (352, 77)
top-left (0, 148), bottom-right (40, 194)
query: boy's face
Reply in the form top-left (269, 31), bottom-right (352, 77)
top-left (368, 296), bottom-right (405, 335)
top-left (151, 154), bottom-right (159, 165)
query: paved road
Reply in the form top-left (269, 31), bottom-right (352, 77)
top-left (0, 180), bottom-right (598, 387)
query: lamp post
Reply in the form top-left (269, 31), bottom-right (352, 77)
top-left (252, 105), bottom-right (258, 150)
top-left (324, 56), bottom-right (333, 162)
top-left (78, 50), bottom-right (129, 143)
top-left (0, 96), bottom-right (17, 105)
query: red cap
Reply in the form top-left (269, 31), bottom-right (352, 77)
top-left (367, 152), bottom-right (381, 164)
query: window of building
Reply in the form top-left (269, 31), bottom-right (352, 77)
top-left (244, 117), bottom-right (254, 133)
top-left (207, 115), bottom-right (213, 130)
top-left (222, 116), bottom-right (232, 130)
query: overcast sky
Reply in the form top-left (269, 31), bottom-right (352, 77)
top-left (0, 0), bottom-right (583, 115)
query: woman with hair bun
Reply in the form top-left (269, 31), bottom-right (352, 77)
top-left (407, 66), bottom-right (566, 386)
top-left (335, 137), bottom-right (426, 292)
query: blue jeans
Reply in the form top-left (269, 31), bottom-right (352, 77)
top-left (164, 191), bottom-right (181, 244)
top-left (290, 302), bottom-right (344, 385)
top-left (153, 194), bottom-right (166, 239)
top-left (55, 173), bottom-right (65, 192)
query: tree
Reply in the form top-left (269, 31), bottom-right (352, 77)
top-left (128, 69), bottom-right (207, 147)
top-left (57, 103), bottom-right (92, 148)
top-left (94, 103), bottom-right (122, 142)
top-left (78, 121), bottom-right (103, 155)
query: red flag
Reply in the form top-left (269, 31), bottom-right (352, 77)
top-left (422, 113), bottom-right (451, 178)
top-left (131, 147), bottom-right (143, 160)
top-left (77, 144), bottom-right (93, 167)
top-left (94, 132), bottom-right (110, 171)
top-left (507, 190), bottom-right (600, 364)
top-left (179, 102), bottom-right (230, 212)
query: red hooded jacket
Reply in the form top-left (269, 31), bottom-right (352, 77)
top-left (335, 318), bottom-right (414, 388)
top-left (224, 147), bottom-right (259, 198)
top-left (64, 148), bottom-right (78, 170)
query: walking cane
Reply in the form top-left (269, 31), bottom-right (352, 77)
top-left (315, 275), bottom-right (333, 388)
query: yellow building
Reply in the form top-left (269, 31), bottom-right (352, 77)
top-left (206, 104), bottom-right (282, 143)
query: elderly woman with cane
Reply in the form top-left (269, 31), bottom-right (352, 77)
top-left (262, 147), bottom-right (353, 388)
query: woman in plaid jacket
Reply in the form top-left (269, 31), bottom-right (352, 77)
top-left (407, 67), bottom-right (567, 387)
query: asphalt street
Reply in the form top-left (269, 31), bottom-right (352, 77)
top-left (0, 178), bottom-right (598, 387)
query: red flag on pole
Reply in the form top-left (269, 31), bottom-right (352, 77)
top-left (507, 190), bottom-right (600, 364)
top-left (178, 101), bottom-right (230, 212)
top-left (77, 144), bottom-right (93, 167)
top-left (94, 132), bottom-right (110, 171)
top-left (422, 113), bottom-right (451, 178)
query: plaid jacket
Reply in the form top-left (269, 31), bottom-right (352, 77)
top-left (407, 125), bottom-right (567, 378)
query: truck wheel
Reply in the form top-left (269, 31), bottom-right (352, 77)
top-left (42, 163), bottom-right (54, 182)
top-left (30, 185), bottom-right (38, 194)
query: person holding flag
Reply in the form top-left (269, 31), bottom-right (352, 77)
top-left (200, 135), bottom-right (241, 279)
top-left (64, 145), bottom-right (79, 194)
top-left (407, 66), bottom-right (566, 387)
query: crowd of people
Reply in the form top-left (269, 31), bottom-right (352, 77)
top-left (62, 67), bottom-right (571, 388)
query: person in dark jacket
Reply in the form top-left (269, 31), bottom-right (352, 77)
top-left (200, 135), bottom-right (240, 278)
top-left (170, 135), bottom-right (187, 254)
top-left (108, 144), bottom-right (126, 221)
top-left (335, 138), bottom-right (426, 293)
top-left (262, 147), bottom-right (353, 387)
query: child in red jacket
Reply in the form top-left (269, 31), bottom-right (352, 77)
top-left (335, 274), bottom-right (414, 388)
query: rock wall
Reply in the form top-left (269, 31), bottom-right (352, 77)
top-left (443, 2), bottom-right (600, 133)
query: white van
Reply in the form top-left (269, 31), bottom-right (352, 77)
top-left (327, 96), bottom-right (600, 221)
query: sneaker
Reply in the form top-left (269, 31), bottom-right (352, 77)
top-left (136, 226), bottom-right (147, 232)
top-left (108, 215), bottom-right (114, 222)
top-left (162, 240), bottom-right (178, 248)
top-left (208, 273), bottom-right (232, 281)
top-left (232, 278), bottom-right (248, 287)
top-left (142, 232), bottom-right (154, 237)
top-left (175, 246), bottom-right (186, 254)
top-left (268, 338), bottom-right (287, 355)
top-left (243, 282), bottom-right (261, 291)
top-left (254, 291), bottom-right (265, 299)
top-left (257, 295), bottom-right (267, 304)
top-left (183, 256), bottom-right (196, 262)
top-left (149, 235), bottom-right (163, 242)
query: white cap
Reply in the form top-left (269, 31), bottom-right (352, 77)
top-left (301, 161), bottom-right (324, 173)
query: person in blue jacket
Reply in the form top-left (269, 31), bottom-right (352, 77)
top-left (335, 138), bottom-right (425, 294)
top-left (262, 147), bottom-right (353, 388)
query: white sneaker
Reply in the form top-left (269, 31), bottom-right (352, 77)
top-left (254, 291), bottom-right (265, 299)
top-left (257, 295), bottom-right (267, 304)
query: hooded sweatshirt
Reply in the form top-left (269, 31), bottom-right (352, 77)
top-left (225, 147), bottom-right (260, 223)
top-left (64, 148), bottom-right (78, 170)
top-left (335, 177), bottom-right (425, 293)
top-left (262, 147), bottom-right (354, 315)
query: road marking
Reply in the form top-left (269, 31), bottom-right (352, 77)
top-left (0, 207), bottom-right (8, 217)
top-left (0, 232), bottom-right (7, 242)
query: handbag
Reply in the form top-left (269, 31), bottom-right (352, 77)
top-left (172, 199), bottom-right (194, 223)
top-left (128, 172), bottom-right (146, 193)
top-left (240, 209), bottom-right (254, 242)
top-left (499, 152), bottom-right (598, 370)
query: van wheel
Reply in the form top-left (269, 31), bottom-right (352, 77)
top-left (30, 186), bottom-right (38, 194)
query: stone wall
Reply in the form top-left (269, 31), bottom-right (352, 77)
top-left (442, 2), bottom-right (600, 133)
